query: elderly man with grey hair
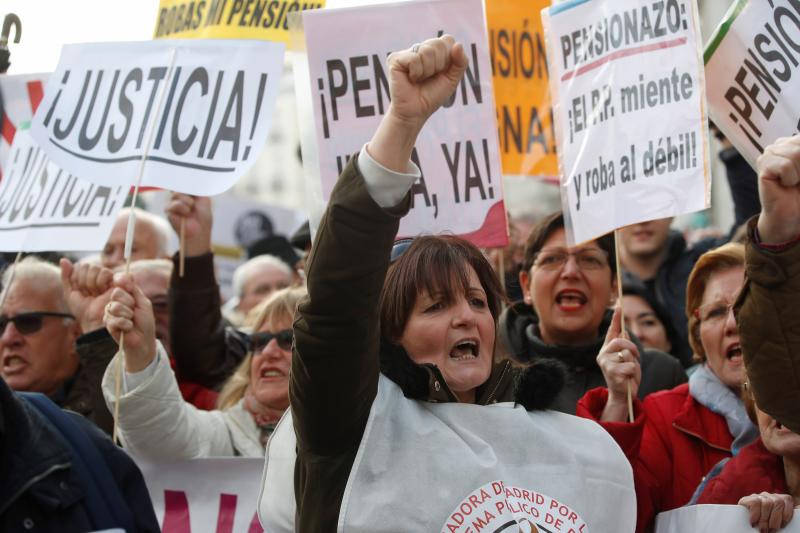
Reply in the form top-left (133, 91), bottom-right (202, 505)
top-left (101, 207), bottom-right (173, 269)
top-left (228, 254), bottom-right (293, 324)
top-left (1, 256), bottom-right (115, 432)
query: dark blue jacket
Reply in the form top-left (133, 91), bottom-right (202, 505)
top-left (0, 378), bottom-right (159, 532)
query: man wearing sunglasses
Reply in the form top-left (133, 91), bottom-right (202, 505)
top-left (1, 257), bottom-right (81, 401)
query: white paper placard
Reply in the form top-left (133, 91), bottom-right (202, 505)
top-left (0, 129), bottom-right (127, 252)
top-left (298, 0), bottom-right (508, 247)
top-left (30, 39), bottom-right (285, 196)
top-left (704, 0), bottom-right (800, 169)
top-left (655, 504), bottom-right (800, 532)
top-left (542, 0), bottom-right (711, 244)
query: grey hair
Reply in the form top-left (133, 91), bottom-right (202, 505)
top-left (126, 258), bottom-right (174, 277)
top-left (117, 207), bottom-right (173, 257)
top-left (0, 256), bottom-right (68, 312)
top-left (232, 254), bottom-right (293, 299)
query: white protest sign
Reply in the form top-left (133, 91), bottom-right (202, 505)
top-left (138, 457), bottom-right (264, 533)
top-left (655, 504), bottom-right (800, 532)
top-left (0, 73), bottom-right (49, 175)
top-left (29, 40), bottom-right (285, 196)
top-left (705, 0), bottom-right (800, 169)
top-left (542, 0), bottom-right (711, 245)
top-left (0, 129), bottom-right (127, 252)
top-left (298, 0), bottom-right (508, 248)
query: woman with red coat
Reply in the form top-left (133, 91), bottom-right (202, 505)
top-left (578, 242), bottom-right (758, 532)
top-left (695, 389), bottom-right (799, 532)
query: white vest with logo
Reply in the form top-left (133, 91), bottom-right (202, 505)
top-left (259, 375), bottom-right (635, 532)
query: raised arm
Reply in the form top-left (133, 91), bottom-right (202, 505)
top-left (290, 35), bottom-right (467, 452)
top-left (736, 135), bottom-right (800, 434)
top-left (102, 273), bottom-right (238, 458)
top-left (166, 193), bottom-right (247, 388)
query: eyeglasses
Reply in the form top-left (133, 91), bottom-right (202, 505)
top-left (533, 248), bottom-right (609, 271)
top-left (249, 329), bottom-right (294, 353)
top-left (694, 301), bottom-right (735, 325)
top-left (0, 311), bottom-right (75, 336)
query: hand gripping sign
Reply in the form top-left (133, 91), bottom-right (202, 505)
top-left (295, 0), bottom-right (508, 248)
top-left (704, 0), bottom-right (800, 169)
top-left (542, 0), bottom-right (711, 245)
top-left (29, 39), bottom-right (284, 196)
top-left (655, 504), bottom-right (800, 532)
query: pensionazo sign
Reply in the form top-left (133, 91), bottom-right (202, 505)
top-left (30, 40), bottom-right (284, 196)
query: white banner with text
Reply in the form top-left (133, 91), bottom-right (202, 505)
top-left (297, 0), bottom-right (508, 248)
top-left (30, 40), bottom-right (285, 196)
top-left (0, 130), bottom-right (127, 252)
top-left (542, 0), bottom-right (710, 244)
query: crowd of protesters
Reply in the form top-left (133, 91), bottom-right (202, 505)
top-left (1, 34), bottom-right (799, 533)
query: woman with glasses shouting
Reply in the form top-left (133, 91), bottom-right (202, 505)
top-left (578, 242), bottom-right (759, 533)
top-left (258, 36), bottom-right (637, 533)
top-left (101, 281), bottom-right (306, 458)
top-left (499, 212), bottom-right (686, 415)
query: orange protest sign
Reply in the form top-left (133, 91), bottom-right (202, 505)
top-left (487, 0), bottom-right (558, 181)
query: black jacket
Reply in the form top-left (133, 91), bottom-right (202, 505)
top-left (499, 302), bottom-right (687, 414)
top-left (0, 378), bottom-right (159, 533)
top-left (169, 252), bottom-right (248, 390)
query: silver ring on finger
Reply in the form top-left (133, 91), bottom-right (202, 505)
top-left (412, 43), bottom-right (421, 53)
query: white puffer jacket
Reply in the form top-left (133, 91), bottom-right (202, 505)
top-left (102, 343), bottom-right (263, 459)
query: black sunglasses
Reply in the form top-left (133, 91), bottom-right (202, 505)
top-left (0, 311), bottom-right (75, 336)
top-left (249, 329), bottom-right (294, 353)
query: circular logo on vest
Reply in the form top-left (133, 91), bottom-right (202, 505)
top-left (441, 480), bottom-right (588, 533)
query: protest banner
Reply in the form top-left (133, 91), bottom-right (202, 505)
top-left (0, 73), bottom-right (49, 176)
top-left (295, 0), bottom-right (508, 248)
top-left (0, 129), bottom-right (127, 251)
top-left (542, 0), bottom-right (711, 245)
top-left (153, 0), bottom-right (325, 43)
top-left (655, 504), bottom-right (800, 532)
top-left (138, 458), bottom-right (264, 533)
top-left (704, 0), bottom-right (800, 169)
top-left (143, 189), bottom-right (305, 300)
top-left (29, 39), bottom-right (285, 196)
top-left (486, 0), bottom-right (558, 182)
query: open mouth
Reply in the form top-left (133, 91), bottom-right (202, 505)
top-left (2, 355), bottom-right (26, 373)
top-left (556, 289), bottom-right (587, 310)
top-left (449, 339), bottom-right (479, 361)
top-left (259, 368), bottom-right (285, 379)
top-left (725, 343), bottom-right (742, 361)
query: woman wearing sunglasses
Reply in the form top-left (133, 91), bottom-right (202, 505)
top-left (258, 36), bottom-right (635, 532)
top-left (101, 284), bottom-right (306, 458)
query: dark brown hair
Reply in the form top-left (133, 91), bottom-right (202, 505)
top-left (380, 235), bottom-right (504, 342)
top-left (521, 212), bottom-right (616, 277)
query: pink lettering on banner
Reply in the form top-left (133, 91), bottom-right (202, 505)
top-left (159, 490), bottom-right (263, 533)
top-left (441, 481), bottom-right (588, 533)
top-left (247, 513), bottom-right (264, 533)
top-left (217, 494), bottom-right (238, 533)
top-left (162, 490), bottom-right (191, 533)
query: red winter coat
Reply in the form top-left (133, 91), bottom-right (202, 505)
top-left (696, 438), bottom-right (788, 504)
top-left (578, 384), bottom-right (732, 533)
